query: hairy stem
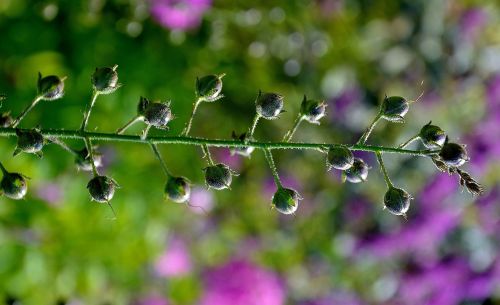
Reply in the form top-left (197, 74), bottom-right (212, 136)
top-left (398, 134), bottom-right (420, 149)
top-left (181, 98), bottom-right (202, 136)
top-left (376, 151), bottom-right (393, 188)
top-left (47, 137), bottom-right (78, 156)
top-left (11, 95), bottom-right (43, 128)
top-left (283, 114), bottom-right (303, 142)
top-left (201, 144), bottom-right (215, 166)
top-left (116, 116), bottom-right (143, 134)
top-left (264, 148), bottom-right (282, 188)
top-left (80, 91), bottom-right (100, 132)
top-left (357, 113), bottom-right (382, 145)
top-left (150, 142), bottom-right (172, 177)
top-left (84, 137), bottom-right (99, 177)
top-left (247, 113), bottom-right (261, 140)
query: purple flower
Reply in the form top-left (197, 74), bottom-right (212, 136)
top-left (199, 259), bottom-right (285, 305)
top-left (150, 0), bottom-right (212, 31)
top-left (154, 237), bottom-right (192, 278)
top-left (486, 73), bottom-right (500, 110)
top-left (189, 187), bottom-right (214, 214)
top-left (36, 182), bottom-right (62, 205)
top-left (459, 8), bottom-right (488, 42)
top-left (135, 295), bottom-right (169, 305)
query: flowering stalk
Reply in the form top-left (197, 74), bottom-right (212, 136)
top-left (80, 91), bottom-right (100, 132)
top-left (11, 95), bottom-right (43, 128)
top-left (283, 114), bottom-right (303, 142)
top-left (376, 151), bottom-right (393, 188)
top-left (150, 142), bottom-right (172, 178)
top-left (398, 134), bottom-right (420, 148)
top-left (84, 137), bottom-right (99, 177)
top-left (181, 97), bottom-right (202, 136)
top-left (201, 143), bottom-right (215, 166)
top-left (357, 112), bottom-right (382, 145)
top-left (116, 116), bottom-right (142, 135)
top-left (264, 149), bottom-right (282, 188)
top-left (247, 113), bottom-right (261, 140)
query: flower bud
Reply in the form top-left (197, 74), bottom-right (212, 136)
top-left (137, 96), bottom-right (150, 116)
top-left (1, 172), bottom-right (28, 200)
top-left (91, 65), bottom-right (119, 94)
top-left (231, 131), bottom-right (255, 157)
top-left (300, 95), bottom-right (327, 124)
top-left (256, 91), bottom-right (284, 119)
top-left (380, 96), bottom-right (409, 123)
top-left (344, 158), bottom-right (369, 183)
top-left (204, 163), bottom-right (233, 190)
top-left (327, 147), bottom-right (354, 170)
top-left (14, 129), bottom-right (45, 158)
top-left (143, 100), bottom-right (173, 129)
top-left (439, 139), bottom-right (469, 167)
top-left (75, 147), bottom-right (103, 172)
top-left (272, 187), bottom-right (301, 215)
top-left (0, 112), bottom-right (13, 127)
top-left (419, 121), bottom-right (446, 149)
top-left (384, 187), bottom-right (412, 216)
top-left (196, 74), bottom-right (224, 102)
top-left (37, 73), bottom-right (65, 101)
top-left (87, 175), bottom-right (118, 203)
top-left (165, 176), bottom-right (191, 203)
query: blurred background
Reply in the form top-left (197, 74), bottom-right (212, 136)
top-left (0, 0), bottom-right (500, 304)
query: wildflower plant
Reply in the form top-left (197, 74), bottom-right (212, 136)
top-left (0, 67), bottom-right (484, 219)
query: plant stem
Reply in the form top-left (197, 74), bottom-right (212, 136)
top-left (376, 151), bottom-right (393, 188)
top-left (47, 137), bottom-right (79, 156)
top-left (181, 98), bottom-right (202, 136)
top-left (201, 144), bottom-right (214, 166)
top-left (0, 127), bottom-right (439, 157)
top-left (11, 95), bottom-right (43, 128)
top-left (84, 137), bottom-right (99, 177)
top-left (149, 142), bottom-right (172, 177)
top-left (247, 113), bottom-right (261, 140)
top-left (116, 116), bottom-right (143, 134)
top-left (356, 113), bottom-right (382, 145)
top-left (398, 134), bottom-right (420, 148)
top-left (80, 91), bottom-right (100, 132)
top-left (0, 161), bottom-right (8, 175)
top-left (263, 148), bottom-right (282, 188)
top-left (283, 114), bottom-right (303, 142)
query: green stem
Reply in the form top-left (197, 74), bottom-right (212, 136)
top-left (376, 151), bottom-right (393, 188)
top-left (11, 95), bottom-right (43, 128)
top-left (247, 113), bottom-right (261, 140)
top-left (356, 113), bottom-right (382, 145)
top-left (47, 137), bottom-right (78, 156)
top-left (263, 148), bottom-right (282, 188)
top-left (182, 98), bottom-right (202, 136)
top-left (116, 116), bottom-right (143, 134)
top-left (283, 114), bottom-right (303, 142)
top-left (149, 142), bottom-right (172, 177)
top-left (201, 144), bottom-right (214, 166)
top-left (0, 127), bottom-right (439, 157)
top-left (0, 161), bottom-right (8, 175)
top-left (398, 134), bottom-right (420, 149)
top-left (80, 90), bottom-right (100, 132)
top-left (84, 137), bottom-right (99, 177)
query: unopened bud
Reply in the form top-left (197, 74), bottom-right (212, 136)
top-left (204, 163), bottom-right (233, 190)
top-left (91, 65), bottom-right (119, 94)
top-left (272, 187), bottom-right (301, 215)
top-left (87, 175), bottom-right (118, 203)
top-left (300, 95), bottom-right (327, 124)
top-left (327, 147), bottom-right (354, 170)
top-left (256, 91), bottom-right (284, 119)
top-left (37, 73), bottom-right (65, 101)
top-left (419, 121), bottom-right (446, 149)
top-left (1, 172), bottom-right (28, 200)
top-left (380, 96), bottom-right (409, 123)
top-left (14, 129), bottom-right (45, 158)
top-left (344, 158), bottom-right (369, 183)
top-left (164, 176), bottom-right (191, 203)
top-left (196, 74), bottom-right (224, 102)
top-left (384, 187), bottom-right (412, 216)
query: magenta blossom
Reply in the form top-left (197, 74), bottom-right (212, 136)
top-left (154, 237), bottom-right (192, 278)
top-left (150, 0), bottom-right (212, 31)
top-left (199, 259), bottom-right (285, 305)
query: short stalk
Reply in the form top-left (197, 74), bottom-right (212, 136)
top-left (247, 113), bottom-right (261, 140)
top-left (47, 137), bottom-right (79, 156)
top-left (357, 113), bottom-right (382, 145)
top-left (398, 134), bottom-right (420, 149)
top-left (116, 116), bottom-right (143, 134)
top-left (264, 148), bottom-right (282, 189)
top-left (11, 95), bottom-right (43, 128)
top-left (376, 151), bottom-right (393, 188)
top-left (84, 137), bottom-right (99, 177)
top-left (201, 144), bottom-right (215, 166)
top-left (182, 97), bottom-right (202, 136)
top-left (140, 125), bottom-right (152, 140)
top-left (80, 91), bottom-right (100, 132)
top-left (150, 142), bottom-right (172, 178)
top-left (283, 114), bottom-right (303, 142)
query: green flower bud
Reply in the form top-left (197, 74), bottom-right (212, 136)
top-left (272, 187), bottom-right (301, 215)
top-left (344, 158), bottom-right (369, 183)
top-left (165, 176), bottom-right (191, 203)
top-left (75, 147), bottom-right (103, 172)
top-left (380, 96), bottom-right (409, 123)
top-left (87, 175), bottom-right (118, 203)
top-left (256, 91), bottom-right (284, 119)
top-left (14, 129), bottom-right (45, 158)
top-left (231, 131), bottom-right (255, 157)
top-left (300, 95), bottom-right (327, 124)
top-left (143, 100), bottom-right (173, 129)
top-left (419, 121), bottom-right (446, 149)
top-left (196, 74), bottom-right (224, 102)
top-left (1, 172), bottom-right (28, 200)
top-left (0, 112), bottom-right (13, 127)
top-left (327, 147), bottom-right (354, 171)
top-left (439, 139), bottom-right (469, 167)
top-left (384, 187), bottom-right (412, 216)
top-left (91, 65), bottom-right (119, 94)
top-left (37, 73), bottom-right (65, 101)
top-left (204, 163), bottom-right (233, 190)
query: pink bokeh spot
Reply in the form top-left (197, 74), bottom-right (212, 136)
top-left (150, 0), bottom-right (212, 31)
top-left (155, 238), bottom-right (192, 278)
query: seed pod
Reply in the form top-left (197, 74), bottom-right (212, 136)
top-left (37, 73), bottom-right (65, 101)
top-left (344, 158), bottom-right (369, 183)
top-left (419, 121), bottom-right (446, 149)
top-left (384, 187), bottom-right (412, 216)
top-left (137, 96), bottom-right (150, 117)
top-left (87, 175), bottom-right (118, 203)
top-left (143, 101), bottom-right (173, 129)
top-left (439, 138), bottom-right (469, 167)
top-left (300, 95), bottom-right (327, 124)
top-left (327, 147), bottom-right (354, 170)
top-left (14, 129), bottom-right (45, 158)
top-left (0, 172), bottom-right (28, 200)
top-left (231, 131), bottom-right (255, 157)
top-left (0, 112), bottom-right (13, 127)
top-left (164, 176), bottom-right (191, 203)
top-left (204, 163), bottom-right (233, 190)
top-left (75, 147), bottom-right (103, 172)
top-left (91, 65), bottom-right (119, 94)
top-left (256, 91), bottom-right (284, 119)
top-left (196, 74), bottom-right (224, 102)
top-left (380, 96), bottom-right (409, 123)
top-left (272, 187), bottom-right (301, 215)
